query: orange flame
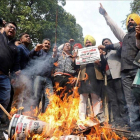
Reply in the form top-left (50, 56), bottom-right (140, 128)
top-left (10, 83), bottom-right (128, 140)
top-left (67, 77), bottom-right (77, 84)
top-left (54, 62), bottom-right (59, 67)
top-left (83, 73), bottom-right (88, 81)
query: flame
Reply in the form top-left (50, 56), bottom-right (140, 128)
top-left (67, 77), bottom-right (77, 84)
top-left (32, 86), bottom-right (127, 140)
top-left (54, 62), bottom-right (59, 67)
top-left (10, 106), bottom-right (38, 118)
top-left (54, 82), bottom-right (64, 92)
top-left (83, 73), bottom-right (88, 81)
top-left (37, 87), bottom-right (80, 138)
top-left (10, 106), bottom-right (18, 116)
top-left (10, 82), bottom-right (128, 140)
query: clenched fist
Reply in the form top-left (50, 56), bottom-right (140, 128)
top-left (35, 44), bottom-right (43, 51)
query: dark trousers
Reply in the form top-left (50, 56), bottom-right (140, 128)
top-left (33, 76), bottom-right (53, 113)
top-left (121, 69), bottom-right (140, 128)
top-left (105, 78), bottom-right (128, 124)
top-left (0, 75), bottom-right (11, 118)
top-left (7, 85), bottom-right (14, 113)
top-left (53, 75), bottom-right (73, 99)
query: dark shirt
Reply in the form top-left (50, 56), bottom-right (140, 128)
top-left (16, 44), bottom-right (30, 70)
top-left (0, 32), bottom-right (18, 75)
top-left (121, 30), bottom-right (139, 71)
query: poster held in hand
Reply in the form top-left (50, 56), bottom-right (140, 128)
top-left (75, 46), bottom-right (100, 65)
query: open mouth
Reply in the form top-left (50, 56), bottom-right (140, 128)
top-left (8, 31), bottom-right (14, 36)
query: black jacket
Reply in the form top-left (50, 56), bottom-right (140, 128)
top-left (0, 32), bottom-right (18, 75)
top-left (121, 30), bottom-right (139, 71)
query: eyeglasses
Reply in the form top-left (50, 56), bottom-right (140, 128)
top-left (8, 25), bottom-right (16, 31)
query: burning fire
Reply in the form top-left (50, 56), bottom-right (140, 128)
top-left (10, 81), bottom-right (128, 140)
top-left (54, 62), bottom-right (59, 67)
top-left (36, 88), bottom-right (80, 139)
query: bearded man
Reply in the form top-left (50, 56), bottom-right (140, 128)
top-left (78, 35), bottom-right (105, 123)
top-left (99, 3), bottom-right (140, 131)
top-left (0, 21), bottom-right (18, 124)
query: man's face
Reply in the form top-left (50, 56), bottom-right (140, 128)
top-left (127, 18), bottom-right (137, 30)
top-left (103, 39), bottom-right (112, 46)
top-left (85, 40), bottom-right (92, 47)
top-left (20, 34), bottom-right (31, 44)
top-left (4, 23), bottom-right (16, 39)
top-left (42, 40), bottom-right (51, 52)
top-left (63, 43), bottom-right (71, 52)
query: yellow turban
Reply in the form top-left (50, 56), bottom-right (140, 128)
top-left (84, 35), bottom-right (96, 46)
top-left (126, 13), bottom-right (140, 27)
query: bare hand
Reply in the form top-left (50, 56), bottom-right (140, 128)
top-left (99, 3), bottom-right (107, 16)
top-left (94, 60), bottom-right (101, 66)
top-left (53, 46), bottom-right (57, 55)
top-left (15, 70), bottom-right (21, 76)
top-left (99, 49), bottom-right (106, 55)
top-left (73, 50), bottom-right (78, 58)
top-left (35, 44), bottom-right (43, 51)
top-left (136, 24), bottom-right (140, 40)
top-left (11, 79), bottom-right (15, 85)
top-left (2, 20), bottom-right (6, 26)
top-left (98, 45), bottom-right (105, 50)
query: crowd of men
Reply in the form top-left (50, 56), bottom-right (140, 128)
top-left (1, 3), bottom-right (140, 133)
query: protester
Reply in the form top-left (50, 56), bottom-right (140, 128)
top-left (30, 38), bottom-right (55, 112)
top-left (53, 42), bottom-right (78, 99)
top-left (16, 33), bottom-right (31, 70)
top-left (72, 43), bottom-right (83, 50)
top-left (11, 33), bottom-right (43, 113)
top-left (10, 33), bottom-right (31, 114)
top-left (99, 3), bottom-right (140, 131)
top-left (0, 21), bottom-right (18, 125)
top-left (99, 38), bottom-right (128, 127)
top-left (7, 39), bottom-right (21, 113)
top-left (78, 35), bottom-right (104, 123)
top-left (58, 39), bottom-right (75, 52)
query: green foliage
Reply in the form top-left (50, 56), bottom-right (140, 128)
top-left (130, 0), bottom-right (140, 14)
top-left (0, 0), bottom-right (83, 48)
top-left (122, 0), bottom-right (140, 30)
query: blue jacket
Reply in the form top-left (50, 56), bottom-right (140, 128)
top-left (16, 44), bottom-right (30, 70)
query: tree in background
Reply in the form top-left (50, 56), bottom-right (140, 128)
top-left (130, 0), bottom-right (140, 14)
top-left (0, 0), bottom-right (83, 48)
top-left (121, 0), bottom-right (140, 30)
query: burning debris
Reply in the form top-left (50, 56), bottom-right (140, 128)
top-left (1, 86), bottom-right (131, 140)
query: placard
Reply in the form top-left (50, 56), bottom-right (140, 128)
top-left (75, 46), bottom-right (100, 65)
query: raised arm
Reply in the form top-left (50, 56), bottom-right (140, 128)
top-left (99, 3), bottom-right (126, 42)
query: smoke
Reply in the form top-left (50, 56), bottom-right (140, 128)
top-left (13, 52), bottom-right (54, 113)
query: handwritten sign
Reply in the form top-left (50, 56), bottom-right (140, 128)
top-left (75, 46), bottom-right (100, 65)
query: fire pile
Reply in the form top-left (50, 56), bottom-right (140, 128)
top-left (9, 85), bottom-right (128, 140)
